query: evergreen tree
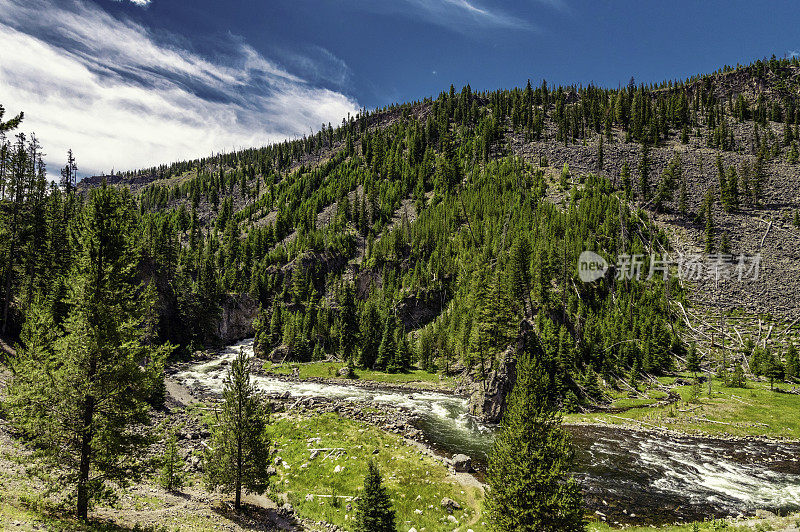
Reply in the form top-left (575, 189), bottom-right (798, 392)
top-left (204, 348), bottom-right (272, 511)
top-left (338, 283), bottom-right (358, 362)
top-left (0, 104), bottom-right (24, 133)
top-left (468, 269), bottom-right (519, 382)
top-left (785, 343), bottom-right (799, 381)
top-left (60, 149), bottom-right (78, 193)
top-left (7, 183), bottom-right (167, 519)
top-left (159, 430), bottom-right (185, 491)
top-left (686, 342), bottom-right (700, 374)
top-left (638, 143), bottom-right (650, 200)
top-left (485, 352), bottom-right (585, 531)
top-left (629, 357), bottom-right (641, 391)
top-left (392, 330), bottom-right (411, 373)
top-left (620, 161), bottom-right (632, 199)
top-left (703, 189), bottom-right (715, 253)
top-left (789, 141), bottom-right (799, 164)
top-left (597, 136), bottom-right (604, 170)
top-left (358, 300), bottom-right (382, 369)
top-left (354, 460), bottom-right (396, 532)
top-left (376, 314), bottom-right (398, 371)
top-left (678, 176), bottom-right (688, 214)
top-left (766, 351), bottom-right (784, 391)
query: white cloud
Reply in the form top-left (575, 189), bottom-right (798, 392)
top-left (357, 0), bottom-right (566, 33)
top-left (384, 0), bottom-right (536, 32)
top-left (412, 0), bottom-right (529, 30)
top-left (113, 0), bottom-right (152, 8)
top-left (279, 46), bottom-right (353, 88)
top-left (0, 0), bottom-right (360, 178)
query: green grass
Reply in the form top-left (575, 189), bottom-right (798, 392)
top-left (0, 493), bottom-right (144, 531)
top-left (268, 412), bottom-right (486, 531)
top-left (263, 361), bottom-right (456, 389)
top-left (567, 375), bottom-right (800, 439)
top-left (590, 514), bottom-right (800, 531)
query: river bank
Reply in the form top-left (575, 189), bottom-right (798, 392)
top-left (172, 340), bottom-right (800, 526)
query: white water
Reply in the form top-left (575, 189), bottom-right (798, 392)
top-left (177, 338), bottom-right (800, 522)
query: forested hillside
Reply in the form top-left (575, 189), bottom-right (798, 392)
top-left (5, 55), bottom-right (800, 415)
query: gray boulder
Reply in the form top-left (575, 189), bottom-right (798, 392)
top-left (452, 453), bottom-right (471, 472)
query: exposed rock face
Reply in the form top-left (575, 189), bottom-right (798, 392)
top-left (457, 319), bottom-right (533, 423)
top-left (215, 293), bottom-right (258, 344)
top-left (464, 352), bottom-right (517, 423)
top-left (395, 288), bottom-right (448, 330)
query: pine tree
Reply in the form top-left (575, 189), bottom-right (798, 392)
top-left (358, 300), bottom-right (382, 369)
top-left (354, 460), bottom-right (396, 532)
top-left (60, 149), bottom-right (78, 193)
top-left (485, 352), bottom-right (585, 531)
top-left (720, 232), bottom-right (731, 254)
top-left (788, 141), bottom-right (799, 164)
top-left (508, 235), bottom-right (532, 311)
top-left (620, 161), bottom-right (632, 199)
top-left (678, 176), bottom-right (688, 214)
top-left (629, 357), bottom-right (641, 391)
top-left (703, 189), bottom-right (715, 253)
top-left (785, 343), bottom-right (799, 381)
top-left (204, 348), bottom-right (272, 511)
top-left (7, 183), bottom-right (167, 519)
top-left (686, 342), bottom-right (700, 374)
top-left (766, 351), bottom-right (784, 391)
top-left (159, 430), bottom-right (185, 491)
top-left (0, 104), bottom-right (24, 133)
top-left (338, 283), bottom-right (358, 362)
top-left (376, 314), bottom-right (397, 371)
top-left (468, 269), bottom-right (519, 382)
top-left (638, 143), bottom-right (650, 200)
top-left (393, 330), bottom-right (411, 373)
top-left (597, 136), bottom-right (604, 170)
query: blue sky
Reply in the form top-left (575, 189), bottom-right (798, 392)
top-left (1, 0), bottom-right (799, 177)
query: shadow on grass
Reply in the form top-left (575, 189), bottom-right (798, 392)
top-left (211, 502), bottom-right (303, 531)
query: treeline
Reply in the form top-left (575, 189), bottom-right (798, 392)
top-left (7, 55), bottom-right (800, 405)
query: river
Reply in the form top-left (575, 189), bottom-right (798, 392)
top-left (176, 339), bottom-right (800, 525)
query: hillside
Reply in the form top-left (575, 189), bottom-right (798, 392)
top-left (70, 56), bottom-right (800, 406)
top-left (6, 54), bottom-right (800, 530)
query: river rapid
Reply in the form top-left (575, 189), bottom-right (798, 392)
top-left (176, 339), bottom-right (800, 525)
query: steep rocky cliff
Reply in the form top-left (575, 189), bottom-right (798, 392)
top-left (215, 294), bottom-right (259, 344)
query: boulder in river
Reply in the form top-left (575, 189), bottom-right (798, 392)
top-left (451, 453), bottom-right (471, 472)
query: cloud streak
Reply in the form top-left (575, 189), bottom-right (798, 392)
top-left (388, 0), bottom-right (537, 32)
top-left (0, 0), bottom-right (360, 177)
top-left (116, 0), bottom-right (151, 7)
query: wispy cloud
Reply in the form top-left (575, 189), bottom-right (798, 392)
top-left (0, 0), bottom-right (359, 177)
top-left (278, 46), bottom-right (353, 88)
top-left (400, 0), bottom-right (534, 31)
top-left (380, 0), bottom-right (569, 32)
top-left (114, 0), bottom-right (152, 8)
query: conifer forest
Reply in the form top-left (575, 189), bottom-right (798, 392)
top-left (4, 1), bottom-right (800, 530)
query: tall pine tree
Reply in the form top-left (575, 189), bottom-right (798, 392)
top-left (485, 351), bottom-right (585, 531)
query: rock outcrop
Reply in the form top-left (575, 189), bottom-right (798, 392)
top-left (215, 293), bottom-right (258, 344)
top-left (463, 352), bottom-right (517, 423)
top-left (457, 319), bottom-right (534, 423)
